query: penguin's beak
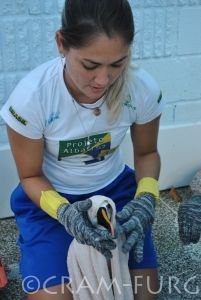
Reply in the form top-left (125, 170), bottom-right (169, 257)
top-left (97, 206), bottom-right (114, 237)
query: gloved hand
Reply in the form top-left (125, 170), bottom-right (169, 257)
top-left (57, 199), bottom-right (116, 259)
top-left (116, 193), bottom-right (155, 262)
top-left (178, 193), bottom-right (201, 245)
top-left (40, 190), bottom-right (116, 259)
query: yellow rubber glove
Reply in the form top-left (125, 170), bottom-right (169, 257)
top-left (135, 177), bottom-right (159, 201)
top-left (40, 190), bottom-right (69, 219)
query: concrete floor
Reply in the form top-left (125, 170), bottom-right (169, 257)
top-left (1, 186), bottom-right (201, 300)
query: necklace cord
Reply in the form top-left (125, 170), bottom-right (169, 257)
top-left (72, 98), bottom-right (101, 149)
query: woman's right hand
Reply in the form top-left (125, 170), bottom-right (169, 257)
top-left (57, 198), bottom-right (116, 259)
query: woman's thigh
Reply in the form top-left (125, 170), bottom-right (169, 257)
top-left (11, 184), bottom-right (73, 293)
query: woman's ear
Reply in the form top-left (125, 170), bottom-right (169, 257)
top-left (55, 31), bottom-right (66, 56)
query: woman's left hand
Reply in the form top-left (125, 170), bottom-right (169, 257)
top-left (116, 193), bottom-right (155, 262)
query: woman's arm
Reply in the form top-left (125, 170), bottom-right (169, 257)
top-left (116, 115), bottom-right (162, 260)
top-left (7, 125), bottom-right (53, 206)
top-left (130, 115), bottom-right (161, 183)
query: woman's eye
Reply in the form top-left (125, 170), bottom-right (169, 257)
top-left (111, 64), bottom-right (123, 68)
top-left (82, 63), bottom-right (124, 70)
top-left (82, 64), bottom-right (97, 70)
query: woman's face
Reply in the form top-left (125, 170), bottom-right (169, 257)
top-left (62, 34), bottom-right (130, 103)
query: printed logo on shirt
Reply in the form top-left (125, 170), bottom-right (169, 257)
top-left (45, 111), bottom-right (60, 126)
top-left (58, 132), bottom-right (116, 164)
top-left (157, 91), bottom-right (162, 103)
top-left (123, 94), bottom-right (136, 111)
top-left (9, 106), bottom-right (28, 126)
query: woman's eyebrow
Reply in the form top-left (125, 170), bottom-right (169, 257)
top-left (82, 55), bottom-right (128, 65)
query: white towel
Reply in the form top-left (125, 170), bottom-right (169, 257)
top-left (67, 195), bottom-right (134, 300)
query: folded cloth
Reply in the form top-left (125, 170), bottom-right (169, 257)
top-left (67, 195), bottom-right (134, 300)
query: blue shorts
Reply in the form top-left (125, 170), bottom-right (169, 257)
top-left (11, 165), bottom-right (158, 292)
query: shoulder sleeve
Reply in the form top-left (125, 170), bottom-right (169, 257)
top-left (129, 67), bottom-right (164, 125)
top-left (0, 78), bottom-right (45, 139)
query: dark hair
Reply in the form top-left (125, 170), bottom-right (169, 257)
top-left (60, 0), bottom-right (134, 49)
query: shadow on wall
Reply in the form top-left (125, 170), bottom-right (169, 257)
top-left (0, 144), bottom-right (18, 218)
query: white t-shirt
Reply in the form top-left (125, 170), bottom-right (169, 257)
top-left (0, 57), bottom-right (164, 194)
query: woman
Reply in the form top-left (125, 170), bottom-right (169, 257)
top-left (0, 0), bottom-right (164, 299)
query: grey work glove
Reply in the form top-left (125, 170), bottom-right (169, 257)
top-left (178, 193), bottom-right (201, 245)
top-left (116, 193), bottom-right (155, 262)
top-left (57, 198), bottom-right (116, 259)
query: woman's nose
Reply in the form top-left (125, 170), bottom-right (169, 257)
top-left (94, 67), bottom-right (109, 86)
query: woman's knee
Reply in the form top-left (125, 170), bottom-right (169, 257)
top-left (27, 283), bottom-right (73, 300)
top-left (130, 268), bottom-right (159, 300)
